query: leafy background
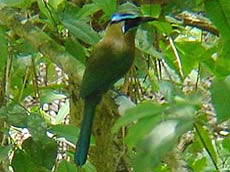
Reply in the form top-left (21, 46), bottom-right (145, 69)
top-left (0, 0), bottom-right (230, 171)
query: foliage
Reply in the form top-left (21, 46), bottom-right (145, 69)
top-left (0, 0), bottom-right (230, 171)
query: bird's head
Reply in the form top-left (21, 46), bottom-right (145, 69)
top-left (109, 13), bottom-right (155, 33)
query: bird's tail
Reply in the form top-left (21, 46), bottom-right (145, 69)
top-left (75, 95), bottom-right (101, 166)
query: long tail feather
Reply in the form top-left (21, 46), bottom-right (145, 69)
top-left (75, 96), bottom-right (101, 166)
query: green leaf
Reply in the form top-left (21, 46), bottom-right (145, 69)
top-left (12, 138), bottom-right (57, 171)
top-left (203, 47), bottom-right (230, 77)
top-left (193, 157), bottom-right (207, 172)
top-left (134, 118), bottom-right (193, 171)
top-left (223, 136), bottom-right (230, 152)
top-left (125, 115), bottom-right (162, 148)
top-left (61, 2), bottom-right (80, 18)
top-left (37, 0), bottom-right (51, 19)
top-left (195, 124), bottom-right (217, 166)
top-left (27, 113), bottom-right (47, 142)
top-left (166, 0), bottom-right (196, 11)
top-left (62, 18), bottom-right (100, 45)
top-left (122, 101), bottom-right (196, 171)
top-left (176, 42), bottom-right (206, 76)
top-left (49, 124), bottom-right (80, 144)
top-left (40, 89), bottom-right (66, 104)
top-left (112, 102), bottom-right (167, 133)
top-left (92, 0), bottom-right (116, 17)
top-left (117, 2), bottom-right (139, 14)
top-left (49, 124), bottom-right (95, 146)
top-left (158, 81), bottom-right (178, 103)
top-left (116, 101), bottom-right (197, 154)
top-left (64, 37), bottom-right (86, 64)
top-left (12, 149), bottom-right (37, 172)
top-left (205, 0), bottom-right (230, 60)
top-left (219, 38), bottom-right (230, 60)
top-left (136, 28), bottom-right (164, 59)
top-left (211, 78), bottom-right (230, 122)
top-left (0, 145), bottom-right (12, 162)
top-left (205, 0), bottom-right (230, 39)
top-left (49, 0), bottom-right (66, 11)
top-left (186, 130), bottom-right (203, 156)
top-left (6, 103), bottom-right (27, 128)
top-left (82, 161), bottom-right (97, 172)
top-left (22, 137), bottom-right (57, 170)
top-left (54, 100), bottom-right (69, 124)
top-left (0, 26), bottom-right (7, 73)
top-left (57, 159), bottom-right (96, 172)
top-left (0, 0), bottom-right (35, 8)
top-left (10, 66), bottom-right (26, 95)
top-left (37, 0), bottom-right (58, 27)
top-left (0, 106), bottom-right (8, 120)
top-left (151, 21), bottom-right (172, 35)
top-left (57, 160), bottom-right (78, 172)
top-left (141, 4), bottom-right (161, 18)
top-left (161, 41), bottom-right (206, 78)
top-left (75, 3), bottom-right (100, 19)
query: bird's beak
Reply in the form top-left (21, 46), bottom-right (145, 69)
top-left (141, 16), bottom-right (156, 22)
top-left (138, 16), bottom-right (156, 25)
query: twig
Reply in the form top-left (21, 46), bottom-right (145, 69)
top-left (175, 11), bottom-right (219, 36)
top-left (31, 56), bottom-right (40, 98)
top-left (195, 63), bottom-right (201, 90)
top-left (169, 37), bottom-right (184, 79)
top-left (18, 67), bottom-right (30, 102)
top-left (194, 124), bottom-right (219, 171)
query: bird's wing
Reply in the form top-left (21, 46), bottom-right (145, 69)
top-left (79, 41), bottom-right (134, 98)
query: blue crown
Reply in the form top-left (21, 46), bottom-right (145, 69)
top-left (111, 13), bottom-right (138, 22)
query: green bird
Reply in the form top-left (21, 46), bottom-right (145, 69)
top-left (75, 13), bottom-right (155, 166)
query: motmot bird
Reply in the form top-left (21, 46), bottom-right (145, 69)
top-left (75, 13), bottom-right (155, 166)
